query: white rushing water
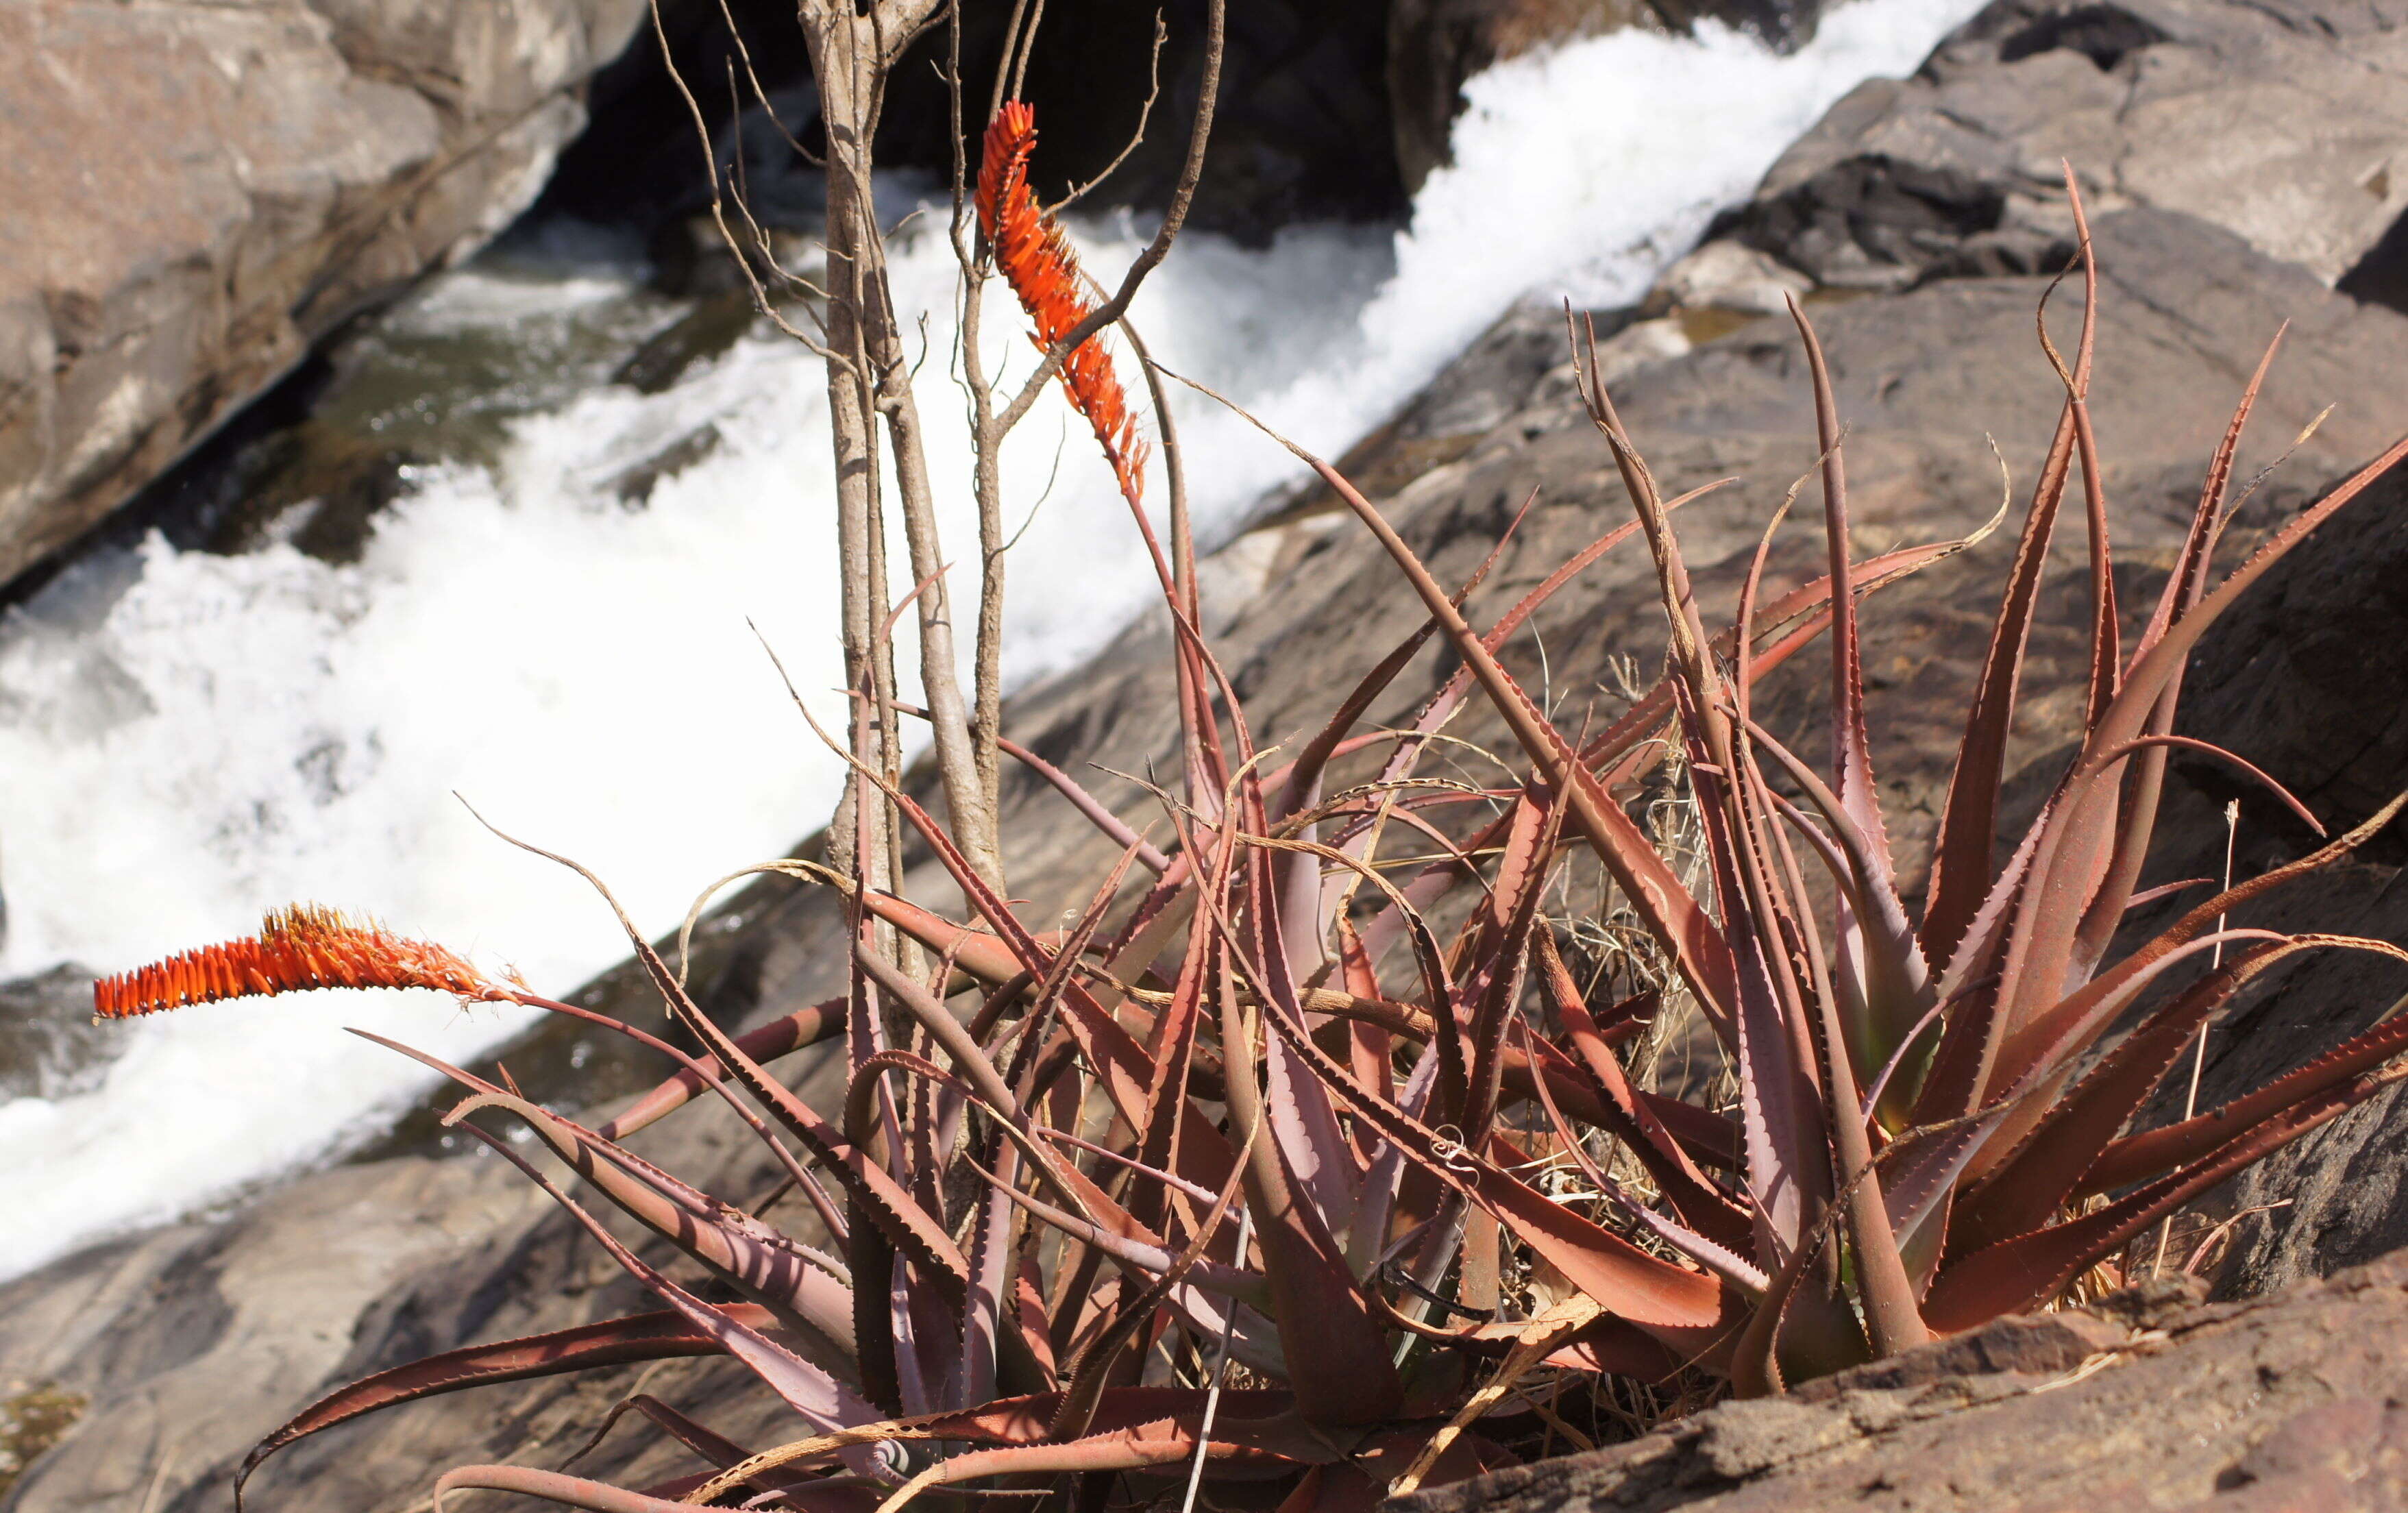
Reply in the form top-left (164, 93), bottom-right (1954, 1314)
top-left (0, 0), bottom-right (1982, 1279)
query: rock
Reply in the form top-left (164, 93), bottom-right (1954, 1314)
top-left (2121, 461), bottom-right (2408, 1299)
top-left (0, 0), bottom-right (649, 589)
top-left (1717, 0), bottom-right (2408, 295)
top-left (0, 1164), bottom-right (556, 1513)
top-left (1651, 241), bottom-right (1814, 318)
top-left (0, 966), bottom-right (119, 1103)
top-left (1390, 1252), bottom-right (2408, 1512)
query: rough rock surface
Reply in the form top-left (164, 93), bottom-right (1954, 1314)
top-left (0, 0), bottom-right (647, 588)
top-left (1392, 1255), bottom-right (2408, 1512)
top-left (2139, 464), bottom-right (2408, 1298)
top-left (1717, 0), bottom-right (2408, 295)
top-left (6, 0), bottom-right (2408, 1507)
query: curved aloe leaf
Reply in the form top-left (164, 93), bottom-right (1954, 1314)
top-left (233, 1310), bottom-right (757, 1509)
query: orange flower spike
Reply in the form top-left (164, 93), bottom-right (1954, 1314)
top-left (92, 905), bottom-right (504, 1020)
top-left (975, 101), bottom-right (1149, 506)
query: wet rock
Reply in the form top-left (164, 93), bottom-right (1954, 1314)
top-left (0, 0), bottom-right (651, 590)
top-left (0, 1382), bottom-right (84, 1505)
top-left (611, 295), bottom-right (759, 394)
top-left (606, 424), bottom-right (724, 505)
top-left (0, 965), bottom-right (119, 1103)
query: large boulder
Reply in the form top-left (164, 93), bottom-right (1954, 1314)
top-left (1715, 0), bottom-right (2408, 295)
top-left (0, 0), bottom-right (647, 589)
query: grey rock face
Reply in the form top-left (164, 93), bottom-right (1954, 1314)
top-left (0, 0), bottom-right (647, 589)
top-left (2148, 467), bottom-right (2408, 1299)
top-left (1719, 0), bottom-right (2408, 293)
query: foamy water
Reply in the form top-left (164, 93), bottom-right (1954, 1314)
top-left (0, 0), bottom-right (1982, 1279)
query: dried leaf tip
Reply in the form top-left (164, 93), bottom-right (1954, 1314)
top-left (976, 101), bottom-right (1148, 506)
top-left (92, 905), bottom-right (500, 1020)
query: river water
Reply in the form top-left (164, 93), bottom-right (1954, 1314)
top-left (0, 0), bottom-right (1982, 1280)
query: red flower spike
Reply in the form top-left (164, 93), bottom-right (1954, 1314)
top-left (93, 905), bottom-right (501, 1019)
top-left (976, 101), bottom-right (1149, 506)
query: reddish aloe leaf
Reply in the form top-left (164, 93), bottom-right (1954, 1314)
top-left (2066, 332), bottom-right (2287, 976)
top-left (1462, 788), bottom-right (1565, 1140)
top-left (1911, 800), bottom-right (2053, 1129)
top-left (878, 773), bottom-right (1235, 1180)
top-left (1274, 483), bottom-right (1542, 825)
top-left (601, 1394), bottom-right (754, 1476)
top-left (594, 994), bottom-right (845, 1142)
top-left (2079, 985), bottom-right (2408, 1196)
top-left (1371, 483), bottom-right (1723, 802)
top-left (1257, 971), bottom-right (1733, 1355)
top-left (996, 730), bottom-right (1172, 874)
top-left (1534, 932), bottom-right (1752, 1253)
top-left (1921, 412), bottom-right (2083, 968)
top-left (429, 1464), bottom-right (730, 1513)
top-left (1298, 447), bottom-right (1745, 1035)
top-left (1249, 820), bottom-right (1368, 1242)
top-left (1578, 528), bottom-right (1995, 789)
top-left (852, 886), bottom-right (1033, 986)
top-left (615, 935), bottom-right (980, 1308)
top-left (1786, 300), bottom-right (1888, 862)
top-left (1201, 894), bottom-right (1408, 1428)
top-left (1924, 1055), bottom-right (2408, 1331)
top-left (1671, 676), bottom-right (1828, 1266)
top-left (445, 1086), bottom-right (859, 1370)
top-left (1880, 927), bottom-right (2292, 1256)
top-left (2056, 179), bottom-right (2119, 736)
top-left (1051, 1110), bottom-right (1263, 1439)
top-left (1970, 432), bottom-right (2408, 1117)
top-left (1989, 793), bottom-right (2408, 1101)
top-left (1742, 713), bottom-right (1932, 1081)
top-left (1957, 935), bottom-right (2408, 1250)
top-left (1129, 872), bottom-right (1216, 1240)
top-left (232, 1310), bottom-right (757, 1508)
top-left (1633, 1090), bottom-right (1743, 1172)
top-left (1516, 1025), bottom-right (1766, 1291)
top-left (447, 1117), bottom-right (884, 1447)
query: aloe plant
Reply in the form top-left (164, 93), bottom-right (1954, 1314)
top-left (97, 165), bottom-right (2408, 1510)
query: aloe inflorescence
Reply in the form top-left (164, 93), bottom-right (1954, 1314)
top-left (976, 101), bottom-right (1149, 507)
top-left (92, 906), bottom-right (502, 1018)
top-left (101, 165), bottom-right (2408, 1511)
